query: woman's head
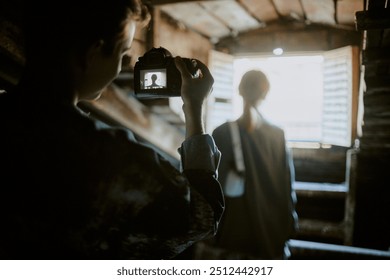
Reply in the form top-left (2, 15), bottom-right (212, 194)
top-left (22, 0), bottom-right (150, 102)
top-left (239, 70), bottom-right (270, 105)
top-left (23, 0), bottom-right (150, 60)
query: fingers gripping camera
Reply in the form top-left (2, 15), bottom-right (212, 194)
top-left (134, 47), bottom-right (199, 98)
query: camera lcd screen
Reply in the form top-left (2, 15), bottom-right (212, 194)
top-left (140, 69), bottom-right (167, 90)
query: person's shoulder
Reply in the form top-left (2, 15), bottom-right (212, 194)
top-left (86, 119), bottom-right (137, 148)
top-left (262, 118), bottom-right (285, 137)
top-left (213, 121), bottom-right (232, 132)
top-left (260, 116), bottom-right (279, 130)
top-left (212, 121), bottom-right (231, 136)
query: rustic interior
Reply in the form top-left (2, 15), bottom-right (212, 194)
top-left (1, 0), bottom-right (389, 259)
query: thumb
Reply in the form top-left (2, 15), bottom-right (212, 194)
top-left (174, 56), bottom-right (192, 79)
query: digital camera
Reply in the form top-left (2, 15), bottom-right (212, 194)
top-left (133, 47), bottom-right (198, 98)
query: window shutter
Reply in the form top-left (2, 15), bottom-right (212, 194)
top-left (206, 50), bottom-right (235, 134)
top-left (322, 46), bottom-right (360, 147)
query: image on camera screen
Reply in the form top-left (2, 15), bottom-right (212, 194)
top-left (140, 69), bottom-right (167, 89)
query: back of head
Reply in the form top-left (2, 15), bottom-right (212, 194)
top-left (22, 0), bottom-right (150, 61)
top-left (239, 70), bottom-right (270, 105)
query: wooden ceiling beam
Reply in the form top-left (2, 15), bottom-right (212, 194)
top-left (150, 0), bottom-right (214, 5)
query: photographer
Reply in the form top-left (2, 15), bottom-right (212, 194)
top-left (0, 0), bottom-right (224, 259)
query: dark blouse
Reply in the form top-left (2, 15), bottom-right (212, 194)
top-left (0, 90), bottom-right (224, 260)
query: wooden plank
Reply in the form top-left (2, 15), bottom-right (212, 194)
top-left (151, 0), bottom-right (215, 4)
top-left (363, 48), bottom-right (390, 64)
top-left (364, 90), bottom-right (390, 106)
top-left (367, 0), bottom-right (387, 10)
top-left (296, 219), bottom-right (345, 240)
top-left (201, 1), bottom-right (260, 33)
top-left (294, 181), bottom-right (347, 197)
top-left (154, 10), bottom-right (213, 63)
top-left (361, 3), bottom-right (390, 158)
top-left (292, 146), bottom-right (348, 184)
top-left (364, 76), bottom-right (390, 89)
top-left (273, 0), bottom-right (304, 19)
top-left (355, 9), bottom-right (390, 30)
top-left (239, 0), bottom-right (279, 23)
top-left (301, 0), bottom-right (336, 25)
top-left (336, 0), bottom-right (363, 26)
top-left (352, 149), bottom-right (390, 249)
top-left (160, 2), bottom-right (230, 39)
top-left (288, 239), bottom-right (390, 259)
top-left (365, 29), bottom-right (385, 48)
top-left (344, 148), bottom-right (358, 246)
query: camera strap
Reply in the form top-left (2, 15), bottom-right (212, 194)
top-left (229, 121), bottom-right (245, 174)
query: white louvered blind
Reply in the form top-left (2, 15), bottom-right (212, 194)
top-left (206, 50), bottom-right (235, 134)
top-left (322, 46), bottom-right (359, 147)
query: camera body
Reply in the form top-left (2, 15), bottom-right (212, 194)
top-left (134, 47), bottom-right (197, 98)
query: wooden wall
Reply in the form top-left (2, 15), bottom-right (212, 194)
top-left (215, 22), bottom-right (362, 55)
top-left (349, 0), bottom-right (390, 250)
top-left (152, 10), bottom-right (213, 63)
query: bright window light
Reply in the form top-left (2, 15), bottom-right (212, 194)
top-left (234, 55), bottom-right (324, 142)
top-left (208, 47), bottom-right (358, 147)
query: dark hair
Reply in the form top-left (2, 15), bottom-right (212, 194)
top-left (239, 70), bottom-right (270, 102)
top-left (23, 0), bottom-right (149, 60)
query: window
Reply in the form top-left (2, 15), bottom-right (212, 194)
top-left (206, 50), bottom-right (235, 133)
top-left (207, 46), bottom-right (360, 148)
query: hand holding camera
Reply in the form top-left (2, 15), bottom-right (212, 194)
top-left (174, 56), bottom-right (214, 137)
top-left (134, 47), bottom-right (214, 137)
top-left (134, 47), bottom-right (213, 99)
